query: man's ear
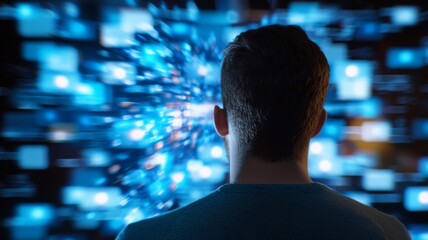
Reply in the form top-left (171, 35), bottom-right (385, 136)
top-left (311, 108), bottom-right (327, 138)
top-left (214, 105), bottom-right (229, 137)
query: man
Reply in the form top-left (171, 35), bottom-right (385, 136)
top-left (116, 25), bottom-right (410, 240)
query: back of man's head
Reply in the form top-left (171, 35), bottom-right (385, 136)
top-left (221, 25), bottom-right (329, 162)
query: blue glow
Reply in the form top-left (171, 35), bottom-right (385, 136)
top-left (17, 145), bottom-right (49, 169)
top-left (17, 5), bottom-right (56, 37)
top-left (16, 3), bottom-right (34, 18)
top-left (70, 169), bottom-right (107, 186)
top-left (82, 149), bottom-right (111, 167)
top-left (318, 119), bottom-right (346, 140)
top-left (147, 180), bottom-right (171, 200)
top-left (325, 98), bottom-right (382, 118)
top-left (124, 208), bottom-right (144, 224)
top-left (171, 22), bottom-right (191, 35)
top-left (309, 138), bottom-right (337, 158)
top-left (62, 187), bottom-right (123, 210)
top-left (287, 2), bottom-right (320, 24)
top-left (391, 6), bottom-right (418, 26)
top-left (101, 24), bottom-right (135, 47)
top-left (64, 2), bottom-right (79, 17)
top-left (38, 71), bottom-right (81, 93)
top-left (139, 44), bottom-right (171, 74)
top-left (362, 169), bottom-right (395, 191)
top-left (404, 187), bottom-right (428, 211)
top-left (16, 204), bottom-right (54, 224)
top-left (387, 48), bottom-right (424, 69)
top-left (74, 81), bottom-right (107, 105)
top-left (361, 121), bottom-right (392, 142)
top-left (120, 9), bottom-right (154, 33)
top-left (333, 61), bottom-right (373, 100)
top-left (60, 20), bottom-right (96, 40)
top-left (197, 143), bottom-right (227, 161)
top-left (412, 119), bottom-right (428, 139)
top-left (344, 192), bottom-right (372, 206)
top-left (102, 62), bottom-right (136, 85)
top-left (419, 157), bottom-right (428, 177)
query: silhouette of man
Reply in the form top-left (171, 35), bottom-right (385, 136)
top-left (116, 25), bottom-right (410, 240)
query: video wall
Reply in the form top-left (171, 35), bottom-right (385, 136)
top-left (0, 1), bottom-right (428, 239)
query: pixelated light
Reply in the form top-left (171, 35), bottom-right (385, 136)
top-left (172, 117), bottom-right (183, 128)
top-left (54, 75), bottom-right (69, 89)
top-left (361, 121), bottom-right (392, 142)
top-left (171, 172), bottom-right (185, 183)
top-left (197, 65), bottom-right (208, 76)
top-left (319, 159), bottom-right (332, 172)
top-left (124, 208), bottom-right (144, 224)
top-left (345, 64), bottom-right (359, 78)
top-left (17, 4), bottom-right (33, 18)
top-left (113, 67), bottom-right (127, 79)
top-left (398, 50), bottom-right (413, 64)
top-left (419, 191), bottom-right (428, 204)
top-left (199, 166), bottom-right (212, 179)
top-left (144, 48), bottom-right (155, 55)
top-left (309, 141), bottom-right (323, 155)
top-left (64, 2), bottom-right (79, 17)
top-left (362, 169), bottom-right (395, 191)
top-left (210, 146), bottom-right (223, 158)
top-left (186, 160), bottom-right (203, 172)
top-left (151, 153), bottom-right (167, 166)
top-left (128, 128), bottom-right (145, 141)
top-left (94, 192), bottom-right (109, 205)
top-left (76, 84), bottom-right (93, 94)
top-left (391, 6), bottom-right (418, 26)
top-left (51, 130), bottom-right (71, 141)
top-left (88, 151), bottom-right (109, 166)
top-left (31, 208), bottom-right (45, 219)
top-left (135, 120), bottom-right (143, 127)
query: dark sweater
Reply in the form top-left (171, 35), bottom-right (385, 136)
top-left (116, 183), bottom-right (410, 240)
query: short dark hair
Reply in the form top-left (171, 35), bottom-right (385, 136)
top-left (221, 25), bottom-right (329, 161)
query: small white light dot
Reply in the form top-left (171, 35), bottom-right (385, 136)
top-left (171, 172), bottom-right (185, 183)
top-left (419, 191), bottom-right (428, 204)
top-left (54, 75), bottom-right (69, 89)
top-left (319, 159), bottom-right (332, 172)
top-left (94, 192), bottom-right (109, 205)
top-left (345, 64), bottom-right (359, 78)
top-left (199, 166), bottom-right (212, 179)
top-left (210, 146), bottom-right (223, 158)
top-left (128, 128), bottom-right (145, 141)
top-left (113, 67), bottom-right (127, 79)
top-left (31, 208), bottom-right (44, 219)
top-left (197, 66), bottom-right (208, 76)
top-left (310, 141), bottom-right (323, 155)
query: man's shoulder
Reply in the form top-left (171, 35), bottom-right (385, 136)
top-left (321, 188), bottom-right (410, 239)
top-left (116, 192), bottom-right (219, 240)
top-left (117, 205), bottom-right (189, 240)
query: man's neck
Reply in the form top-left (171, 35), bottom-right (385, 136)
top-left (230, 156), bottom-right (312, 184)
